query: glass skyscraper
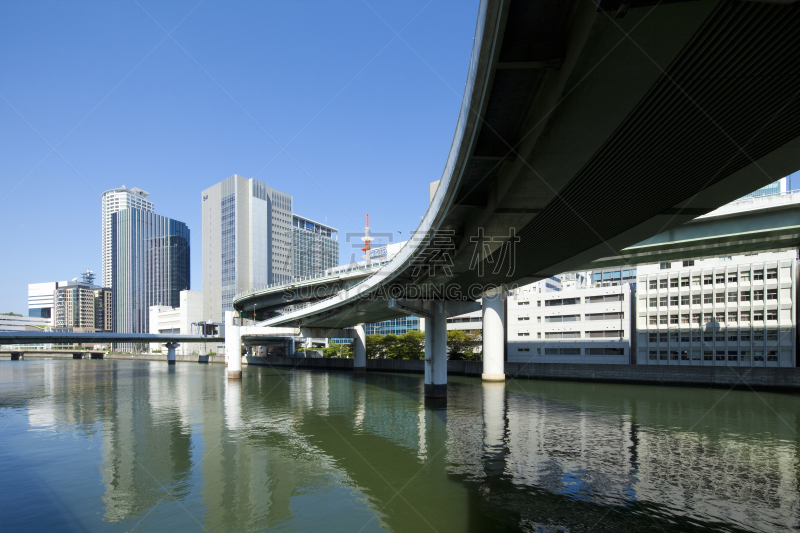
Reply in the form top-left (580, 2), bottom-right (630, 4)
top-left (292, 215), bottom-right (338, 279)
top-left (112, 208), bottom-right (190, 335)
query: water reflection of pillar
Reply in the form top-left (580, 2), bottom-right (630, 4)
top-left (482, 381), bottom-right (507, 477)
top-left (225, 378), bottom-right (242, 431)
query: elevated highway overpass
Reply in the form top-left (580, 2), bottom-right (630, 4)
top-left (226, 0), bottom-right (800, 397)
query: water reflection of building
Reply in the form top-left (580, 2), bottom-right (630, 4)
top-left (442, 381), bottom-right (800, 532)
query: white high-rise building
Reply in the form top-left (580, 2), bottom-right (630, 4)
top-left (202, 175), bottom-right (293, 322)
top-left (101, 186), bottom-right (154, 288)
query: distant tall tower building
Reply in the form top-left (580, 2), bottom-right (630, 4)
top-left (202, 175), bottom-right (293, 322)
top-left (112, 209), bottom-right (190, 335)
top-left (101, 186), bottom-right (154, 288)
top-left (292, 215), bottom-right (338, 279)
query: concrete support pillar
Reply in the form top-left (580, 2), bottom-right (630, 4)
top-left (225, 311), bottom-right (242, 379)
top-left (424, 302), bottom-right (448, 398)
top-left (289, 338), bottom-right (295, 356)
top-left (166, 342), bottom-right (178, 365)
top-left (482, 289), bottom-right (506, 381)
top-left (353, 324), bottom-right (366, 374)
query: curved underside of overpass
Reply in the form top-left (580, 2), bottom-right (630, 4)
top-left (245, 0), bottom-right (800, 329)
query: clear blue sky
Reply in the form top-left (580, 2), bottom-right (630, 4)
top-left (0, 0), bottom-right (479, 314)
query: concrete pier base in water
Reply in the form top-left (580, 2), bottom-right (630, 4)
top-left (166, 342), bottom-right (178, 365)
top-left (482, 289), bottom-right (505, 382)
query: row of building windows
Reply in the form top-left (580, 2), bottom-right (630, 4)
top-left (647, 349), bottom-right (779, 362)
top-left (646, 310), bottom-right (783, 324)
top-left (520, 312), bottom-right (625, 322)
top-left (516, 347), bottom-right (625, 356)
top-left (518, 330), bottom-right (624, 338)
top-left (648, 289), bottom-right (783, 306)
top-left (645, 269), bottom-right (779, 289)
top-left (644, 329), bottom-right (788, 342)
top-left (522, 294), bottom-right (624, 307)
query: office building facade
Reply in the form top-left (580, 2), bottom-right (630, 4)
top-left (53, 283), bottom-right (112, 332)
top-left (101, 186), bottom-right (154, 289)
top-left (112, 209), bottom-right (190, 336)
top-left (28, 281), bottom-right (62, 323)
top-left (507, 284), bottom-right (633, 364)
top-left (202, 175), bottom-right (292, 322)
top-left (292, 215), bottom-right (338, 279)
top-left (635, 253), bottom-right (797, 367)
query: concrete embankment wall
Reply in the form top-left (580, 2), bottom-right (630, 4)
top-left (249, 356), bottom-right (800, 391)
top-left (5, 352), bottom-right (799, 391)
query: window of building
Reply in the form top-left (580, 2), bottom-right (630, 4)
top-left (680, 332), bottom-right (690, 342)
top-left (659, 297), bottom-right (667, 307)
top-left (680, 295), bottom-right (689, 306)
top-left (692, 349), bottom-right (701, 360)
top-left (740, 291), bottom-right (750, 302)
top-left (544, 347), bottom-right (580, 355)
top-left (728, 274), bottom-right (737, 283)
top-left (767, 350), bottom-right (778, 362)
top-left (659, 279), bottom-right (668, 289)
top-left (727, 312), bottom-right (737, 323)
top-left (658, 332), bottom-right (667, 343)
top-left (585, 294), bottom-right (624, 303)
top-left (727, 291), bottom-right (737, 302)
top-left (740, 350), bottom-right (751, 362)
top-left (670, 350), bottom-right (679, 360)
top-left (692, 313), bottom-right (701, 324)
top-left (741, 332), bottom-right (751, 341)
top-left (715, 312), bottom-right (725, 323)
top-left (585, 312), bottom-right (624, 321)
top-left (704, 275), bottom-right (713, 285)
top-left (670, 278), bottom-right (679, 288)
top-left (691, 276), bottom-right (701, 287)
top-left (545, 332), bottom-right (581, 339)
top-left (649, 298), bottom-right (657, 308)
top-left (649, 332), bottom-right (658, 342)
top-left (715, 275), bottom-right (725, 284)
top-left (659, 315), bottom-right (667, 325)
top-left (767, 289), bottom-right (777, 300)
top-left (649, 350), bottom-right (658, 360)
top-left (728, 351), bottom-right (738, 361)
top-left (753, 351), bottom-right (764, 361)
top-left (681, 314), bottom-right (689, 324)
top-left (680, 277), bottom-right (689, 287)
top-left (740, 271), bottom-right (750, 282)
top-left (518, 316), bottom-right (530, 321)
top-left (767, 268), bottom-right (777, 280)
top-left (670, 315), bottom-right (678, 325)
top-left (586, 330), bottom-right (623, 338)
top-left (537, 332), bottom-right (542, 338)
top-left (754, 329), bottom-right (764, 341)
top-left (767, 309), bottom-right (778, 321)
top-left (691, 294), bottom-right (700, 305)
top-left (740, 311), bottom-right (750, 322)
top-left (537, 316), bottom-right (541, 322)
top-left (728, 333), bottom-right (738, 342)
top-left (586, 348), bottom-right (625, 356)
top-left (545, 298), bottom-right (579, 307)
top-left (518, 301), bottom-right (530, 306)
top-left (753, 269), bottom-right (764, 281)
top-left (670, 296), bottom-right (679, 306)
top-left (683, 260), bottom-right (695, 267)
top-left (518, 332), bottom-right (530, 337)
top-left (660, 262), bottom-right (671, 270)
top-left (704, 351), bottom-right (713, 361)
top-left (545, 315), bottom-right (580, 323)
top-left (649, 316), bottom-right (657, 325)
top-left (767, 329), bottom-right (778, 341)
top-left (692, 331), bottom-right (701, 342)
top-left (716, 351), bottom-right (726, 361)
top-left (537, 301), bottom-right (541, 307)
top-left (753, 290), bottom-right (764, 301)
top-left (649, 280), bottom-right (657, 290)
top-left (703, 293), bottom-right (712, 304)
top-left (715, 332), bottom-right (725, 342)
top-left (715, 293), bottom-right (725, 304)
top-left (517, 348), bottom-right (530, 352)
top-left (680, 350), bottom-right (689, 360)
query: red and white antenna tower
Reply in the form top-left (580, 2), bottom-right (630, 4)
top-left (361, 213), bottom-right (374, 261)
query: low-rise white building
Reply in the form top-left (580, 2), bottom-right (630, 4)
top-left (508, 284), bottom-right (633, 364)
top-left (636, 252), bottom-right (797, 367)
top-left (149, 291), bottom-right (220, 355)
